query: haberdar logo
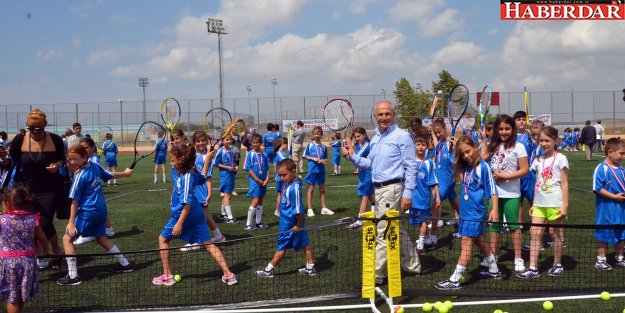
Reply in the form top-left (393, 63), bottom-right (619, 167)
top-left (500, 0), bottom-right (625, 20)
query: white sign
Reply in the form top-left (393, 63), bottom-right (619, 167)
top-left (529, 114), bottom-right (551, 126)
top-left (282, 119), bottom-right (337, 133)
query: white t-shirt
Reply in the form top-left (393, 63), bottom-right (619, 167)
top-left (594, 124), bottom-right (604, 140)
top-left (531, 152), bottom-right (569, 207)
top-left (490, 142), bottom-right (528, 198)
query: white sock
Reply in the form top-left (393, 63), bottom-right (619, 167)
top-left (450, 264), bottom-right (466, 282)
top-left (225, 205), bottom-right (233, 219)
top-left (246, 206), bottom-right (256, 226)
top-left (370, 203), bottom-right (376, 212)
top-left (108, 245), bottom-right (130, 266)
top-left (417, 236), bottom-right (426, 250)
top-left (67, 256), bottom-right (78, 279)
top-left (265, 262), bottom-right (274, 271)
top-left (211, 228), bottom-right (222, 239)
top-left (154, 174), bottom-right (157, 181)
top-left (338, 166), bottom-right (341, 173)
top-left (221, 205), bottom-right (226, 216)
top-left (163, 173), bottom-right (166, 183)
top-left (616, 255), bottom-right (624, 262)
top-left (113, 179), bottom-right (117, 184)
top-left (306, 263), bottom-right (315, 270)
top-left (256, 205), bottom-right (264, 224)
top-left (488, 254), bottom-right (499, 273)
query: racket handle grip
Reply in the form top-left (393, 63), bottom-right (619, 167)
top-left (129, 162), bottom-right (137, 170)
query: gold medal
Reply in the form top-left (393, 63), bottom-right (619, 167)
top-left (541, 184), bottom-right (548, 191)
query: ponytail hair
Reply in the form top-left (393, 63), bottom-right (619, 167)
top-left (170, 143), bottom-right (196, 174)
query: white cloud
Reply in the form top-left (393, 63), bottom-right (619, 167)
top-left (88, 47), bottom-right (134, 66)
top-left (71, 0), bottom-right (104, 18)
top-left (388, 0), bottom-right (445, 20)
top-left (36, 49), bottom-right (64, 61)
top-left (419, 9), bottom-right (464, 37)
top-left (72, 37), bottom-right (82, 48)
top-left (431, 41), bottom-right (484, 65)
top-left (349, 0), bottom-right (379, 15)
top-left (388, 0), bottom-right (463, 37)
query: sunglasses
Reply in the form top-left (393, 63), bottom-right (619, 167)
top-left (27, 127), bottom-right (45, 132)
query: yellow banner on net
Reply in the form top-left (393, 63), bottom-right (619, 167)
top-left (361, 211), bottom-right (377, 298)
top-left (385, 210), bottom-right (402, 298)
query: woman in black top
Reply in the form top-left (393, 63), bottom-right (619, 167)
top-left (2, 109), bottom-right (66, 258)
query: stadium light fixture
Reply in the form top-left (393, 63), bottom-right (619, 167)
top-left (206, 18), bottom-right (228, 109)
top-left (271, 78), bottom-right (278, 121)
top-left (139, 77), bottom-right (149, 122)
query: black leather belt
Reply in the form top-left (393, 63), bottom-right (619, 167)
top-left (373, 178), bottom-right (404, 188)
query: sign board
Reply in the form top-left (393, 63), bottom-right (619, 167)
top-left (529, 114), bottom-right (551, 126)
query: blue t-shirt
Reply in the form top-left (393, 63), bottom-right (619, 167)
top-left (274, 150), bottom-right (289, 182)
top-left (243, 150), bottom-right (269, 181)
top-left (434, 140), bottom-right (455, 187)
top-left (459, 160), bottom-right (497, 220)
top-left (262, 132), bottom-right (282, 153)
top-left (593, 162), bottom-right (625, 222)
top-left (279, 179), bottom-right (305, 231)
top-left (170, 171), bottom-right (205, 226)
top-left (412, 158), bottom-right (438, 209)
top-left (355, 141), bottom-right (372, 184)
top-left (69, 162), bottom-right (114, 215)
top-left (303, 141), bottom-right (327, 174)
top-left (329, 140), bottom-right (342, 155)
top-left (516, 132), bottom-right (533, 157)
top-left (101, 140), bottom-right (118, 160)
top-left (88, 153), bottom-right (100, 165)
top-left (194, 152), bottom-right (212, 205)
top-left (155, 139), bottom-right (168, 157)
top-left (213, 147), bottom-right (236, 182)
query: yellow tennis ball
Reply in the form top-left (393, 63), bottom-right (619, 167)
top-left (601, 291), bottom-right (611, 301)
top-left (543, 301), bottom-right (554, 311)
top-left (174, 274), bottom-right (181, 282)
top-left (460, 275), bottom-right (465, 283)
top-left (434, 301), bottom-right (443, 310)
top-left (423, 302), bottom-right (433, 312)
top-left (394, 306), bottom-right (405, 313)
top-left (444, 300), bottom-right (453, 310)
top-left (494, 310), bottom-right (503, 313)
top-left (439, 305), bottom-right (449, 313)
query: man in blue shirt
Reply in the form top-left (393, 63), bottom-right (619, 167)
top-left (342, 100), bottom-right (421, 283)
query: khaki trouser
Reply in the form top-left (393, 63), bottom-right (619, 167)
top-left (374, 182), bottom-right (421, 279)
top-left (292, 142), bottom-right (305, 173)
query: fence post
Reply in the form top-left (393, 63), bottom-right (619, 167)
top-left (614, 91), bottom-right (617, 135)
top-left (303, 96), bottom-right (306, 119)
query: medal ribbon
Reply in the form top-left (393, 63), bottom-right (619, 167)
top-left (436, 140), bottom-right (446, 166)
top-left (462, 166), bottom-right (476, 197)
top-left (541, 152), bottom-right (558, 181)
top-left (604, 161), bottom-right (625, 193)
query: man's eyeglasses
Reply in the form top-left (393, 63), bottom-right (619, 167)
top-left (27, 127), bottom-right (45, 132)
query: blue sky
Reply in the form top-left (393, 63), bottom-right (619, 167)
top-left (1, 0), bottom-right (624, 106)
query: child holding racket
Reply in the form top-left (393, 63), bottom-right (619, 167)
top-left (153, 143), bottom-right (237, 286)
top-left (101, 133), bottom-right (118, 186)
top-left (256, 158), bottom-right (316, 278)
top-left (435, 136), bottom-right (499, 290)
top-left (517, 126), bottom-right (569, 278)
top-left (243, 133), bottom-right (270, 231)
top-left (481, 114), bottom-right (529, 273)
top-left (329, 134), bottom-right (342, 176)
top-left (592, 138), bottom-right (625, 271)
top-left (346, 127), bottom-right (375, 229)
top-left (303, 126), bottom-right (333, 217)
top-left (58, 145), bottom-right (134, 286)
top-left (153, 132), bottom-right (169, 184)
top-left (213, 136), bottom-right (239, 224)
top-left (273, 138), bottom-right (290, 217)
top-left (412, 136), bottom-right (441, 254)
top-left (179, 131), bottom-right (226, 252)
top-left (430, 118), bottom-right (459, 240)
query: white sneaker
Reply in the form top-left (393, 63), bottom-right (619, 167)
top-left (514, 258), bottom-right (526, 272)
top-left (307, 209), bottom-right (315, 217)
top-left (436, 220), bottom-right (445, 228)
top-left (210, 235), bottom-right (227, 243)
top-left (321, 208), bottom-right (335, 215)
top-left (74, 236), bottom-right (95, 245)
top-left (274, 210), bottom-right (280, 217)
top-left (153, 178), bottom-right (158, 184)
top-left (179, 243), bottom-right (202, 252)
top-left (37, 258), bottom-right (50, 269)
top-left (105, 227), bottom-right (115, 237)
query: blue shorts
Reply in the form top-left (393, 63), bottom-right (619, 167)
top-left (520, 174), bottom-right (535, 201)
top-left (439, 183), bottom-right (457, 201)
top-left (247, 179), bottom-right (267, 198)
top-left (75, 211), bottom-right (106, 238)
top-left (458, 216), bottom-right (484, 237)
top-left (160, 217), bottom-right (211, 243)
top-left (265, 151), bottom-right (276, 164)
top-left (595, 204), bottom-right (625, 244)
top-left (276, 229), bottom-right (310, 251)
top-left (105, 158), bottom-right (117, 167)
top-left (332, 153), bottom-right (341, 166)
top-left (357, 181), bottom-right (374, 197)
top-left (409, 208), bottom-right (430, 225)
top-left (219, 173), bottom-right (235, 194)
top-left (305, 172), bottom-right (326, 185)
top-left (154, 154), bottom-right (167, 165)
top-left (276, 181), bottom-right (284, 193)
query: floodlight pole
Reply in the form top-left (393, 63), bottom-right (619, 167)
top-left (206, 18), bottom-right (228, 109)
top-left (271, 77), bottom-right (278, 121)
top-left (246, 85), bottom-right (254, 123)
top-left (139, 77), bottom-right (149, 122)
top-left (118, 98), bottom-right (124, 146)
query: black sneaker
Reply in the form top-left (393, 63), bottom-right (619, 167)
top-left (298, 267), bottom-right (317, 276)
top-left (113, 263), bottom-right (134, 273)
top-left (516, 268), bottom-right (540, 279)
top-left (256, 223), bottom-right (269, 229)
top-left (479, 271), bottom-right (503, 279)
top-left (57, 274), bottom-right (82, 286)
top-left (547, 265), bottom-right (564, 277)
top-left (256, 268), bottom-right (275, 278)
top-left (434, 279), bottom-right (461, 290)
top-left (226, 218), bottom-right (240, 224)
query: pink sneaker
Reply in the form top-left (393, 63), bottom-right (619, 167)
top-left (222, 273), bottom-right (238, 286)
top-left (152, 274), bottom-right (175, 286)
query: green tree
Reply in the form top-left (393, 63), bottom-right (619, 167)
top-left (393, 78), bottom-right (432, 128)
top-left (431, 70), bottom-right (460, 117)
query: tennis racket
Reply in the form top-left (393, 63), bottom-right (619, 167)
top-left (447, 84), bottom-right (469, 138)
top-left (202, 107), bottom-right (233, 151)
top-left (479, 85), bottom-right (492, 129)
top-left (160, 97), bottom-right (181, 136)
top-left (129, 121), bottom-right (167, 169)
top-left (428, 93), bottom-right (440, 119)
top-left (322, 98), bottom-right (354, 157)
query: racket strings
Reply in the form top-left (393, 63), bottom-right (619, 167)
top-left (324, 102), bottom-right (353, 130)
